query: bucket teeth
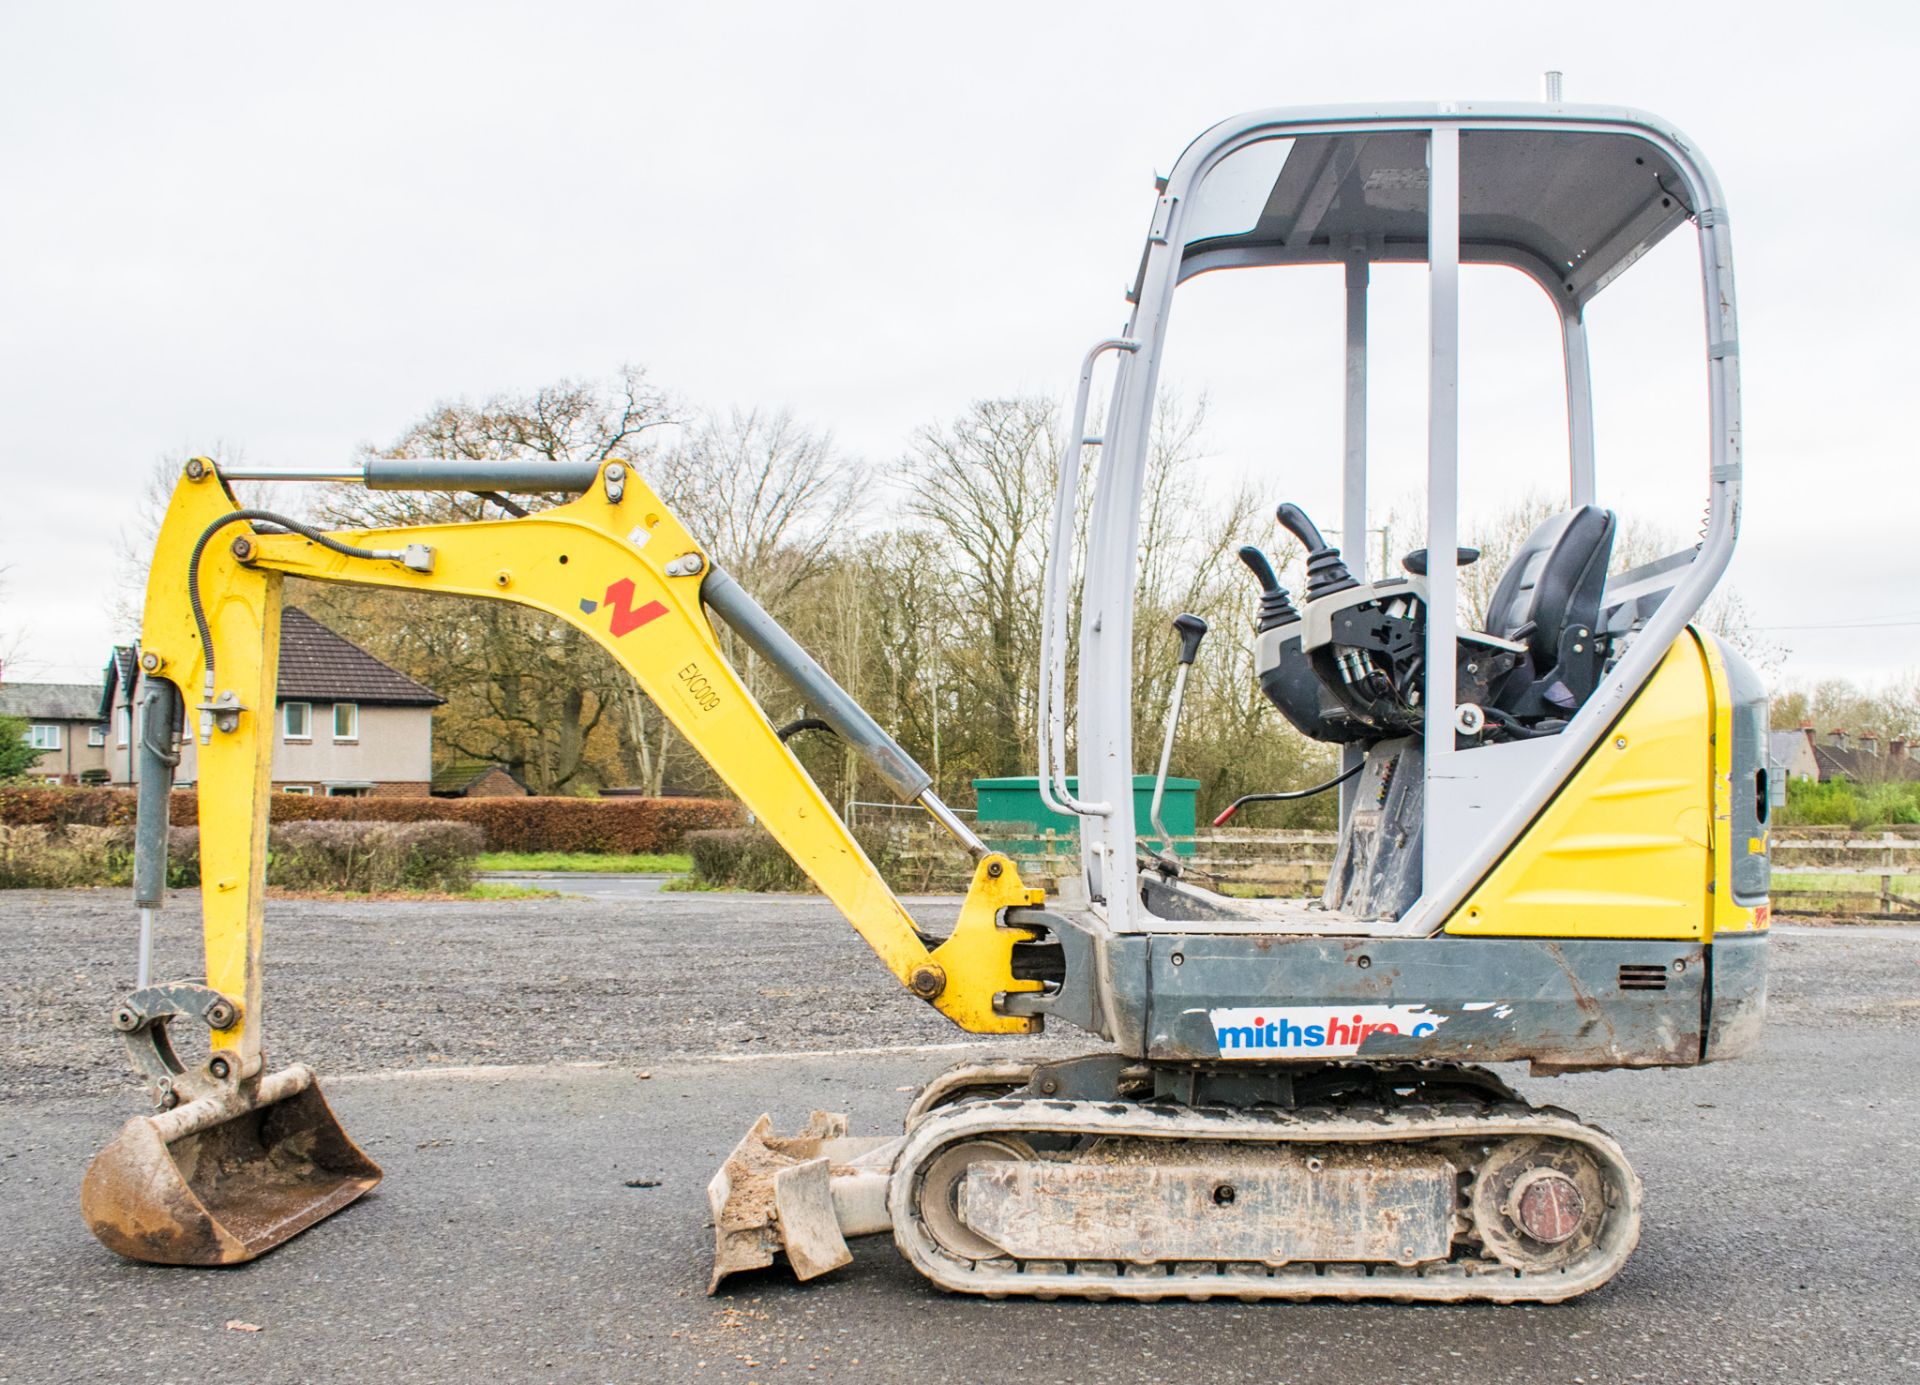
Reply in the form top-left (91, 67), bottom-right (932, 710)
top-left (707, 1112), bottom-right (897, 1292)
top-left (81, 1064), bottom-right (381, 1266)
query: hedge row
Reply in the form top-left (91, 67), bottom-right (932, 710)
top-left (0, 786), bottom-right (737, 853)
top-left (0, 825), bottom-right (131, 888)
top-left (268, 822), bottom-right (482, 892)
top-left (0, 821), bottom-right (481, 892)
top-left (683, 826), bottom-right (908, 893)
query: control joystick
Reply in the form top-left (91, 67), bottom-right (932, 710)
top-left (1275, 503), bottom-right (1359, 600)
top-left (1236, 546), bottom-right (1299, 632)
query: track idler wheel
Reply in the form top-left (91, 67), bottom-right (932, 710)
top-left (913, 1136), bottom-right (1033, 1260)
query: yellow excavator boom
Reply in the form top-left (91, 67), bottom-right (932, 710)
top-left (80, 455), bottom-right (1041, 1266)
top-left (140, 456), bottom-right (1044, 1043)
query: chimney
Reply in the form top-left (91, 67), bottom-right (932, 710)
top-left (1892, 739), bottom-right (1909, 763)
top-left (1859, 732), bottom-right (1879, 758)
top-left (1803, 722), bottom-right (1818, 756)
top-left (1829, 728), bottom-right (1850, 751)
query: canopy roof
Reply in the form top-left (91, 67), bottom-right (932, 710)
top-left (1181, 125), bottom-right (1695, 306)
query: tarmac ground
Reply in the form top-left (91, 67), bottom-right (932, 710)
top-left (2, 888), bottom-right (1917, 1384)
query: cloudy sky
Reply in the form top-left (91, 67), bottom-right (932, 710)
top-left (2, 2), bottom-right (1914, 687)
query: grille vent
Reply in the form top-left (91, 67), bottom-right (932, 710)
top-left (1617, 963), bottom-right (1669, 992)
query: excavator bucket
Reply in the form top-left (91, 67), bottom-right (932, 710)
top-left (81, 1064), bottom-right (380, 1266)
top-left (707, 1111), bottom-right (896, 1291)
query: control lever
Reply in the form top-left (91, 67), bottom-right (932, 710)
top-left (1237, 545), bottom-right (1300, 632)
top-left (1149, 613), bottom-right (1208, 862)
top-left (1275, 503), bottom-right (1358, 600)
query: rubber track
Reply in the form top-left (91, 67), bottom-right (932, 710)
top-left (888, 1092), bottom-right (1642, 1303)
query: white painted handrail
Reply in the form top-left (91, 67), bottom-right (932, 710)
top-left (1036, 337), bottom-right (1138, 819)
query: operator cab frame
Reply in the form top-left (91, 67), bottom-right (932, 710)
top-left (1038, 104), bottom-right (1742, 937)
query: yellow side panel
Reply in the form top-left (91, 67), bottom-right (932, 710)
top-left (1445, 634), bottom-right (1713, 940)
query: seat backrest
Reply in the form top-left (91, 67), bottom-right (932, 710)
top-left (1483, 506), bottom-right (1617, 666)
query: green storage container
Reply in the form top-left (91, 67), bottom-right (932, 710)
top-left (971, 775), bottom-right (1201, 857)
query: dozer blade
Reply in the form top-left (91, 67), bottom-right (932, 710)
top-left (707, 1111), bottom-right (896, 1292)
top-left (81, 1063), bottom-right (381, 1266)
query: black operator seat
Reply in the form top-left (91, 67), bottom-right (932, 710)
top-left (1481, 505), bottom-right (1617, 720)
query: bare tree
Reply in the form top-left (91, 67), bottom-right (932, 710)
top-left (1772, 673), bottom-right (1920, 746)
top-left (108, 459), bottom-right (186, 641)
top-left (298, 373), bottom-right (863, 796)
top-left (327, 365), bottom-right (674, 530)
top-left (655, 407), bottom-right (859, 614)
top-left (1130, 393), bottom-right (1252, 748)
top-left (299, 368), bottom-right (678, 793)
top-left (904, 397), bottom-right (1058, 777)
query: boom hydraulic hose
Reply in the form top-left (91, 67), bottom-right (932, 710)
top-left (184, 506), bottom-right (424, 741)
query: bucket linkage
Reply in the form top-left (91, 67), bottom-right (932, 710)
top-left (81, 678), bottom-right (378, 1266)
top-left (81, 981), bottom-right (380, 1265)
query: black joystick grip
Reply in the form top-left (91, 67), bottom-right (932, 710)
top-left (1237, 545), bottom-right (1300, 632)
top-left (1172, 613), bottom-right (1208, 666)
top-left (1237, 545), bottom-right (1279, 592)
top-left (1274, 503), bottom-right (1328, 554)
top-left (1275, 503), bottom-right (1359, 601)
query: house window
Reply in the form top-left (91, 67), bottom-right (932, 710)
top-left (88, 724), bottom-right (107, 747)
top-left (116, 708), bottom-right (131, 746)
top-left (325, 784), bottom-right (368, 798)
top-left (281, 784), bottom-right (314, 796)
top-left (284, 702), bottom-right (312, 740)
top-left (332, 703), bottom-right (359, 741)
top-left (26, 724), bottom-right (61, 751)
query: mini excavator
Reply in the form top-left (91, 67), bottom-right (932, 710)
top-left (84, 98), bottom-right (1767, 1303)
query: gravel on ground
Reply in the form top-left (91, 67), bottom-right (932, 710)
top-left (0, 887), bottom-right (1087, 1102)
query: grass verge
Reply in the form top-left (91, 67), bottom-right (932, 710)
top-left (466, 881), bottom-right (561, 900)
top-left (1772, 871), bottom-right (1920, 895)
top-left (476, 850), bottom-right (692, 874)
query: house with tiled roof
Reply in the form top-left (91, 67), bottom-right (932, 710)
top-left (103, 607), bottom-right (444, 797)
top-left (1810, 727), bottom-right (1918, 785)
top-left (1767, 724), bottom-right (1920, 787)
top-left (0, 680), bottom-right (112, 784)
top-left (431, 760), bottom-right (529, 798)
